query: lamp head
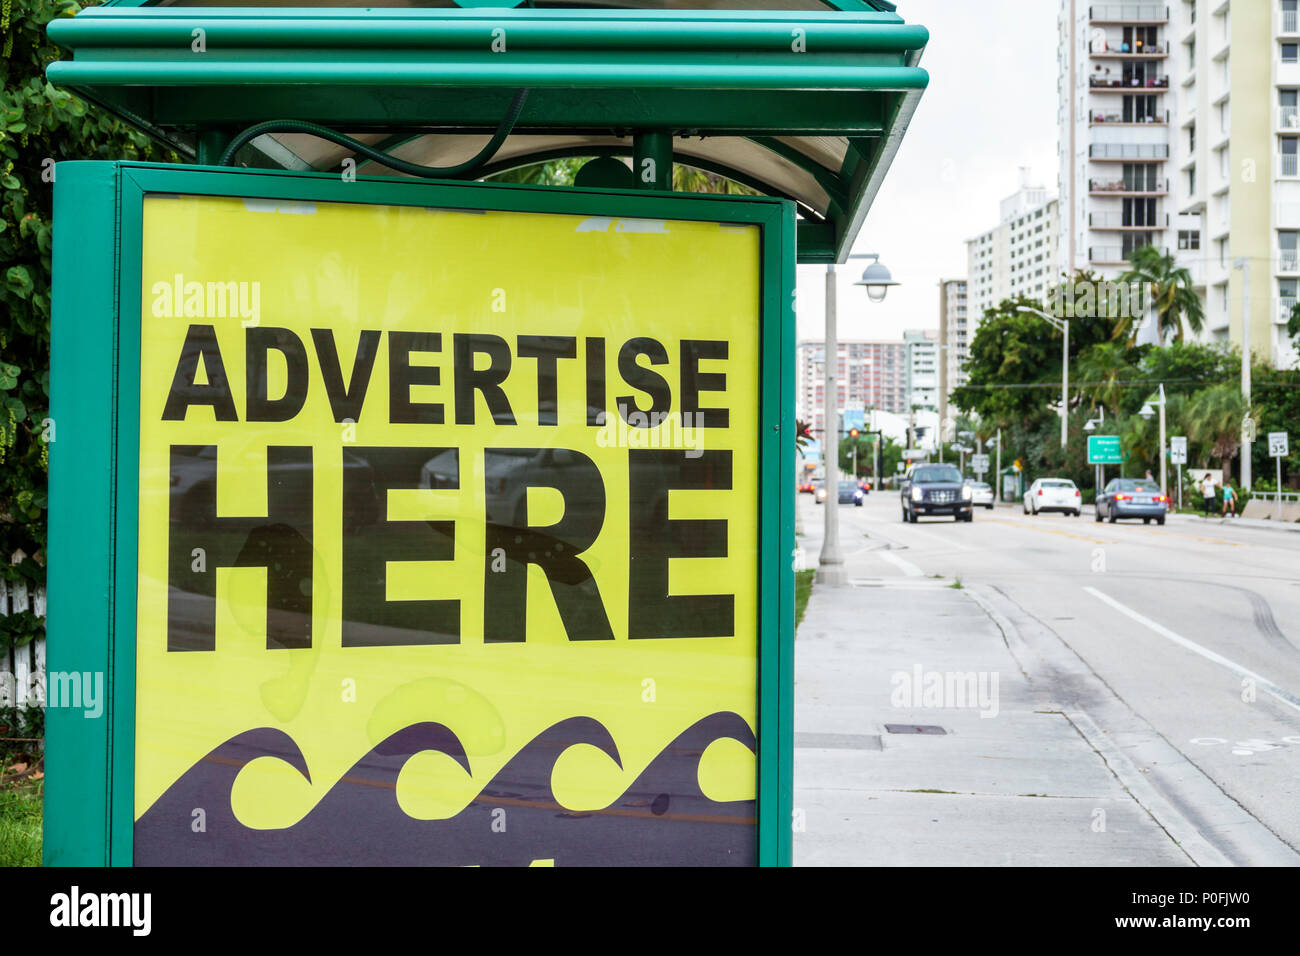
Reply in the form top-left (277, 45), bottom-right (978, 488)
top-left (854, 255), bottom-right (899, 303)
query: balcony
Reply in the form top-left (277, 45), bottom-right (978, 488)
top-left (1089, 177), bottom-right (1169, 195)
top-left (1282, 105), bottom-right (1300, 130)
top-left (1281, 297), bottom-right (1297, 324)
top-left (1089, 75), bottom-right (1170, 90)
top-left (1279, 249), bottom-right (1300, 273)
top-left (1090, 41), bottom-right (1169, 58)
top-left (1090, 211), bottom-right (1169, 229)
top-left (1281, 153), bottom-right (1300, 177)
top-left (1090, 109), bottom-right (1169, 127)
top-left (1284, 9), bottom-right (1300, 35)
top-left (1090, 4), bottom-right (1169, 23)
top-left (1090, 245), bottom-right (1169, 264)
top-left (1090, 142), bottom-right (1169, 160)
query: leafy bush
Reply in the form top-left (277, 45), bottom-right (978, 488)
top-left (1, 0), bottom-right (175, 627)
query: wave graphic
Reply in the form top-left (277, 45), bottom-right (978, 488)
top-left (135, 713), bottom-right (756, 866)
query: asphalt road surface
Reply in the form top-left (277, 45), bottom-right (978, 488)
top-left (816, 490), bottom-right (1300, 855)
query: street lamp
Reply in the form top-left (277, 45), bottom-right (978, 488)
top-left (1232, 257), bottom-right (1253, 490)
top-left (819, 254), bottom-right (897, 586)
top-left (853, 254), bottom-right (900, 303)
top-left (1017, 306), bottom-right (1070, 449)
top-left (1139, 383), bottom-right (1168, 495)
top-left (1084, 407), bottom-right (1105, 498)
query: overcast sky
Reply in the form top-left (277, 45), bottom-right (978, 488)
top-left (794, 0), bottom-right (1059, 343)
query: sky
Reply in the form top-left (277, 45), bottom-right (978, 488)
top-left (794, 0), bottom-right (1060, 344)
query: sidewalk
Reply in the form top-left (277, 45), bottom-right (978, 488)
top-left (1168, 511), bottom-right (1300, 534)
top-left (794, 506), bottom-right (1191, 866)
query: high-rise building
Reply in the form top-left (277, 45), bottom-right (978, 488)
top-left (1058, 1), bottom-right (1173, 280)
top-left (797, 339), bottom-right (909, 442)
top-left (905, 329), bottom-right (940, 414)
top-left (1058, 0), bottom-right (1297, 368)
top-left (966, 178), bottom-right (1061, 324)
top-left (937, 278), bottom-right (969, 432)
top-left (1169, 0), bottom-right (1299, 368)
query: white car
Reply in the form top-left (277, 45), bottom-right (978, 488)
top-left (1023, 477), bottom-right (1082, 516)
top-left (970, 481), bottom-right (995, 510)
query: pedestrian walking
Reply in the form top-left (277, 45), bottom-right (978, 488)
top-left (1222, 481), bottom-right (1237, 518)
top-left (1201, 473), bottom-right (1216, 518)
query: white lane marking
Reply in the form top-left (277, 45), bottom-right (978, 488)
top-left (1084, 586), bottom-right (1300, 716)
top-left (877, 550), bottom-right (923, 578)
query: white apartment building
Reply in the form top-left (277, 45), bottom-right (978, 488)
top-left (1059, 0), bottom-right (1299, 368)
top-left (1169, 0), bottom-right (1300, 368)
top-left (966, 180), bottom-right (1061, 323)
top-left (905, 329), bottom-right (940, 413)
top-left (1059, 2), bottom-right (1174, 281)
top-left (937, 278), bottom-right (968, 431)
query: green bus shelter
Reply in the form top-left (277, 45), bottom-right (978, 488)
top-left (43, 0), bottom-right (929, 868)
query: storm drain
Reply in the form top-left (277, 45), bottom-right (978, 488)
top-left (884, 724), bottom-right (947, 735)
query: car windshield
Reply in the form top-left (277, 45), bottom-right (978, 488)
top-left (1115, 479), bottom-right (1160, 493)
top-left (972, 483), bottom-right (991, 490)
top-left (912, 466), bottom-right (962, 483)
top-left (839, 481), bottom-right (858, 491)
top-left (1041, 480), bottom-right (1075, 488)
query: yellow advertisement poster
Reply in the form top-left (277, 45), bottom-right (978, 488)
top-left (133, 194), bottom-right (760, 865)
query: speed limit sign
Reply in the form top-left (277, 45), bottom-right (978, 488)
top-left (1269, 432), bottom-right (1289, 458)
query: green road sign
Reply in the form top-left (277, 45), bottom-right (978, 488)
top-left (1088, 435), bottom-right (1123, 465)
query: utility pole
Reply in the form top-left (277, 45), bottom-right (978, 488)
top-left (995, 428), bottom-right (1002, 503)
top-left (1158, 382), bottom-right (1167, 496)
top-left (1234, 258), bottom-right (1253, 490)
top-left (817, 265), bottom-right (845, 585)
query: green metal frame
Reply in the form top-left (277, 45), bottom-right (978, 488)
top-left (46, 6), bottom-right (927, 263)
top-left (46, 161), bottom-right (796, 867)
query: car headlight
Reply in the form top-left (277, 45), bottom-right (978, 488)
top-left (911, 486), bottom-right (922, 502)
top-left (962, 484), bottom-right (973, 501)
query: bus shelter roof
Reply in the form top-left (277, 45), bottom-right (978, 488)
top-left (47, 1), bottom-right (928, 262)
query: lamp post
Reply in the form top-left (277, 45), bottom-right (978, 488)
top-left (1233, 258), bottom-right (1252, 490)
top-left (1017, 306), bottom-right (1070, 449)
top-left (1139, 383), bottom-right (1167, 497)
top-left (1084, 407), bottom-right (1105, 502)
top-left (818, 254), bottom-right (898, 586)
top-left (988, 431), bottom-right (1002, 504)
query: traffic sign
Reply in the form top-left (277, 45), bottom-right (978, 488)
top-left (1087, 435), bottom-right (1123, 465)
top-left (903, 448), bottom-right (924, 459)
top-left (1169, 436), bottom-right (1187, 465)
top-left (971, 454), bottom-right (990, 474)
top-left (896, 462), bottom-right (905, 472)
top-left (1269, 432), bottom-right (1289, 457)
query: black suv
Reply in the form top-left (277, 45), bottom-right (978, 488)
top-left (901, 463), bottom-right (973, 523)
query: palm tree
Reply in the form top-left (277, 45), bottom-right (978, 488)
top-left (1118, 245), bottom-right (1205, 345)
top-left (1187, 384), bottom-right (1248, 476)
top-left (1077, 342), bottom-right (1136, 420)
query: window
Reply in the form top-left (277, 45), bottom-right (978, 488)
top-left (1178, 230), bottom-right (1201, 250)
top-left (1284, 43), bottom-right (1299, 64)
top-left (1188, 122), bottom-right (1196, 152)
top-left (1187, 165), bottom-right (1196, 195)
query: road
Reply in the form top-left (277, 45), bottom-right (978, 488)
top-left (801, 489), bottom-right (1300, 857)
